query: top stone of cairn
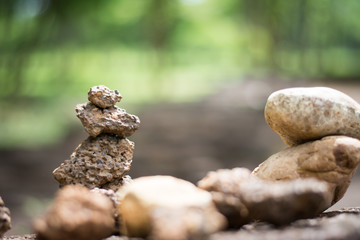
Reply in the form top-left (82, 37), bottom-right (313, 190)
top-left (88, 85), bottom-right (122, 108)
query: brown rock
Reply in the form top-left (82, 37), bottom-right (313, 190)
top-left (197, 168), bottom-right (252, 227)
top-left (91, 188), bottom-right (121, 233)
top-left (33, 185), bottom-right (115, 240)
top-left (53, 134), bottom-right (134, 191)
top-left (199, 168), bottom-right (331, 226)
top-left (117, 176), bottom-right (227, 239)
top-left (252, 136), bottom-right (360, 205)
top-left (101, 175), bottom-right (133, 192)
top-left (265, 87), bottom-right (360, 146)
top-left (0, 197), bottom-right (11, 237)
top-left (88, 85), bottom-right (122, 108)
top-left (239, 178), bottom-right (331, 225)
top-left (76, 102), bottom-right (140, 138)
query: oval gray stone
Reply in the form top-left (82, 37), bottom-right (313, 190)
top-left (265, 87), bottom-right (360, 146)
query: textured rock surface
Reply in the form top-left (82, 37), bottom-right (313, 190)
top-left (252, 136), bottom-right (360, 205)
top-left (0, 197), bottom-right (11, 237)
top-left (88, 85), bottom-right (122, 109)
top-left (3, 234), bottom-right (37, 240)
top-left (117, 176), bottom-right (226, 239)
top-left (209, 208), bottom-right (360, 240)
top-left (265, 87), bottom-right (360, 146)
top-left (197, 168), bottom-right (252, 227)
top-left (53, 134), bottom-right (134, 191)
top-left (199, 168), bottom-right (331, 226)
top-left (76, 102), bottom-right (140, 138)
top-left (33, 185), bottom-right (115, 240)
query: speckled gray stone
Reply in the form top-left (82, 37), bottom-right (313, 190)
top-left (53, 134), bottom-right (134, 191)
top-left (265, 87), bottom-right (360, 146)
top-left (76, 102), bottom-right (140, 138)
top-left (0, 197), bottom-right (11, 237)
top-left (252, 136), bottom-right (360, 205)
top-left (88, 85), bottom-right (122, 109)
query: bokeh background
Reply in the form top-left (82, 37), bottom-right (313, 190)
top-left (1, 0), bottom-right (360, 235)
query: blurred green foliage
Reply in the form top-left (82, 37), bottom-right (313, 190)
top-left (1, 0), bottom-right (360, 148)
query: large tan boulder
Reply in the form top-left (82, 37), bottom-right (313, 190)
top-left (117, 175), bottom-right (226, 239)
top-left (252, 136), bottom-right (360, 205)
top-left (265, 87), bottom-right (360, 146)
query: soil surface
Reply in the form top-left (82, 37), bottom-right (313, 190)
top-left (1, 78), bottom-right (360, 236)
top-left (4, 208), bottom-right (360, 240)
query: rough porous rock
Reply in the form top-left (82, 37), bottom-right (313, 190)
top-left (88, 85), bottom-right (122, 109)
top-left (265, 87), bottom-right (360, 146)
top-left (101, 175), bottom-right (133, 192)
top-left (33, 185), bottom-right (115, 240)
top-left (76, 102), bottom-right (140, 138)
top-left (198, 168), bottom-right (331, 226)
top-left (53, 134), bottom-right (134, 191)
top-left (117, 176), bottom-right (227, 239)
top-left (252, 135), bottom-right (360, 205)
top-left (0, 197), bottom-right (11, 237)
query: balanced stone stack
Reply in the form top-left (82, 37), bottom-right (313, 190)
top-left (253, 87), bottom-right (360, 206)
top-left (52, 85), bottom-right (140, 191)
top-left (198, 87), bottom-right (360, 227)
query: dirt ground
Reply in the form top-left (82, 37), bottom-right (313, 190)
top-left (1, 78), bottom-right (360, 235)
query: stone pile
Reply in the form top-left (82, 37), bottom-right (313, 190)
top-left (29, 86), bottom-right (360, 240)
top-left (35, 86), bottom-right (140, 239)
top-left (254, 87), bottom-right (360, 204)
top-left (52, 85), bottom-right (140, 191)
top-left (198, 87), bottom-right (360, 227)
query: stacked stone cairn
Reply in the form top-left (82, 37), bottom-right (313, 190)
top-left (31, 86), bottom-right (360, 240)
top-left (198, 87), bottom-right (360, 227)
top-left (52, 85), bottom-right (139, 191)
top-left (34, 85), bottom-right (140, 240)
